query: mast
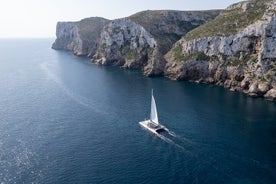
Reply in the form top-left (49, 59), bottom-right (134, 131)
top-left (150, 89), bottom-right (159, 124)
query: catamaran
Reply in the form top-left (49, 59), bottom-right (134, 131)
top-left (139, 90), bottom-right (166, 134)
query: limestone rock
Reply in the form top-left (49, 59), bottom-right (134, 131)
top-left (91, 18), bottom-right (160, 74)
top-left (258, 82), bottom-right (270, 94)
top-left (129, 10), bottom-right (221, 54)
top-left (248, 82), bottom-right (260, 96)
top-left (165, 0), bottom-right (276, 100)
top-left (264, 88), bottom-right (276, 100)
top-left (53, 10), bottom-right (220, 76)
top-left (52, 17), bottom-right (110, 56)
top-left (52, 1), bottom-right (276, 101)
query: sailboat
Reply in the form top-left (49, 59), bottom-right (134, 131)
top-left (139, 89), bottom-right (166, 134)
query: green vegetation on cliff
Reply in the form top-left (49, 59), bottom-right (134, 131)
top-left (77, 17), bottom-right (109, 41)
top-left (265, 65), bottom-right (276, 80)
top-left (129, 10), bottom-right (221, 54)
top-left (165, 43), bottom-right (210, 63)
top-left (123, 48), bottom-right (139, 60)
top-left (167, 43), bottom-right (259, 66)
top-left (226, 54), bottom-right (258, 66)
top-left (185, 0), bottom-right (271, 40)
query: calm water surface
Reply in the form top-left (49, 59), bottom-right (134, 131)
top-left (0, 39), bottom-right (275, 184)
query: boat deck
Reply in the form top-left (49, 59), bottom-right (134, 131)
top-left (139, 120), bottom-right (165, 134)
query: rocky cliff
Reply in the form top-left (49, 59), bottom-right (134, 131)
top-left (91, 18), bottom-right (162, 76)
top-left (165, 0), bottom-right (276, 100)
top-left (52, 17), bottom-right (109, 56)
top-left (53, 10), bottom-right (220, 76)
top-left (129, 10), bottom-right (221, 55)
top-left (92, 10), bottom-right (221, 76)
top-left (52, 0), bottom-right (276, 101)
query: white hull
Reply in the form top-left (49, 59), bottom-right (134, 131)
top-left (139, 120), bottom-right (166, 134)
top-left (140, 90), bottom-right (167, 135)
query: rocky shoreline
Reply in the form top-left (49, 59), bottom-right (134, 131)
top-left (164, 0), bottom-right (276, 101)
top-left (52, 0), bottom-right (276, 101)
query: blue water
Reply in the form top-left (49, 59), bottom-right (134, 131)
top-left (0, 39), bottom-right (275, 184)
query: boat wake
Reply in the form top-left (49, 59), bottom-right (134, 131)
top-left (155, 128), bottom-right (193, 154)
top-left (157, 133), bottom-right (186, 152)
top-left (166, 128), bottom-right (177, 137)
top-left (140, 90), bottom-right (192, 154)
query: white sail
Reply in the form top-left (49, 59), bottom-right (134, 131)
top-left (150, 90), bottom-right (159, 124)
top-left (139, 89), bottom-right (166, 135)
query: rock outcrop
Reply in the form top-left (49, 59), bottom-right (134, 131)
top-left (129, 10), bottom-right (221, 55)
top-left (52, 17), bottom-right (110, 56)
top-left (91, 18), bottom-right (164, 76)
top-left (52, 0), bottom-right (276, 101)
top-left (53, 10), bottom-right (220, 76)
top-left (165, 0), bottom-right (276, 100)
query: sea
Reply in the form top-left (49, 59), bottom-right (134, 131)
top-left (0, 38), bottom-right (275, 184)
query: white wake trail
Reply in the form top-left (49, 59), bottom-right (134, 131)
top-left (165, 128), bottom-right (177, 137)
top-left (156, 131), bottom-right (190, 154)
top-left (164, 128), bottom-right (194, 146)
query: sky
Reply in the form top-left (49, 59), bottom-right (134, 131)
top-left (0, 0), bottom-right (241, 38)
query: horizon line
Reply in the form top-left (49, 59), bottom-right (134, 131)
top-left (0, 37), bottom-right (55, 39)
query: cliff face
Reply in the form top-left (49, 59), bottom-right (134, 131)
top-left (52, 17), bottom-right (109, 56)
top-left (165, 0), bottom-right (276, 100)
top-left (91, 18), bottom-right (164, 76)
top-left (129, 10), bottom-right (221, 55)
top-left (52, 1), bottom-right (276, 101)
top-left (52, 10), bottom-right (220, 76)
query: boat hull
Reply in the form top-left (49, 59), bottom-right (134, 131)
top-left (139, 120), bottom-right (165, 134)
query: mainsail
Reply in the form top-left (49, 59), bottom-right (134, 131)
top-left (150, 90), bottom-right (159, 124)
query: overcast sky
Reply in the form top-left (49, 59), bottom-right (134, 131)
top-left (0, 0), bottom-right (241, 38)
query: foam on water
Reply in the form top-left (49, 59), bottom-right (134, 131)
top-left (0, 39), bottom-right (275, 184)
